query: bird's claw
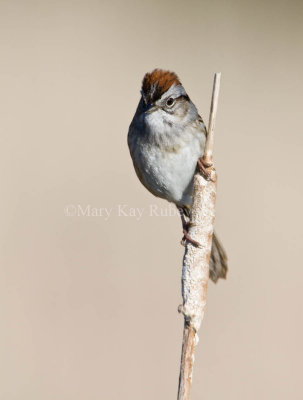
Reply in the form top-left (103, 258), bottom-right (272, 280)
top-left (197, 157), bottom-right (214, 181)
top-left (181, 229), bottom-right (201, 248)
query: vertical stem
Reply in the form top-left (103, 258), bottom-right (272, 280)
top-left (177, 73), bottom-right (221, 400)
top-left (177, 324), bottom-right (196, 400)
top-left (203, 72), bottom-right (221, 164)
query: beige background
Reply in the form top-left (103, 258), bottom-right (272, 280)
top-left (1, 0), bottom-right (303, 399)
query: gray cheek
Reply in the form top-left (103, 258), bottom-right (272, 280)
top-left (168, 101), bottom-right (189, 121)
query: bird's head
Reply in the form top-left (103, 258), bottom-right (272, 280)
top-left (139, 69), bottom-right (198, 130)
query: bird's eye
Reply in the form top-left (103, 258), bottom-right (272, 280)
top-left (166, 97), bottom-right (175, 107)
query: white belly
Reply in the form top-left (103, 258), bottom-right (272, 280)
top-left (135, 136), bottom-right (204, 207)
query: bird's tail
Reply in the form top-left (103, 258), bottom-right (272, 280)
top-left (209, 232), bottom-right (228, 283)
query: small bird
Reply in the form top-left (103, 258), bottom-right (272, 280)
top-left (128, 69), bottom-right (227, 282)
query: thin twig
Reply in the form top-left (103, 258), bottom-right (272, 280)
top-left (177, 73), bottom-right (221, 400)
top-left (204, 72), bottom-right (221, 164)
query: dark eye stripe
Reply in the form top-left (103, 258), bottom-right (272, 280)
top-left (177, 94), bottom-right (190, 102)
top-left (164, 94), bottom-right (190, 105)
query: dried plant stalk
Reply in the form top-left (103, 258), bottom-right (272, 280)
top-left (177, 73), bottom-right (221, 400)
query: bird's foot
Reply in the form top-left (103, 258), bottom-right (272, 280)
top-left (181, 222), bottom-right (201, 247)
top-left (197, 157), bottom-right (214, 181)
top-left (178, 207), bottom-right (201, 247)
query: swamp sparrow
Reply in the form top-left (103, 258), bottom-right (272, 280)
top-left (128, 69), bottom-right (227, 282)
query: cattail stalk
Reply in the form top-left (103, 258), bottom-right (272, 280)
top-left (177, 73), bottom-right (221, 400)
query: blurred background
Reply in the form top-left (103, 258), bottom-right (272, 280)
top-left (0, 0), bottom-right (302, 399)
